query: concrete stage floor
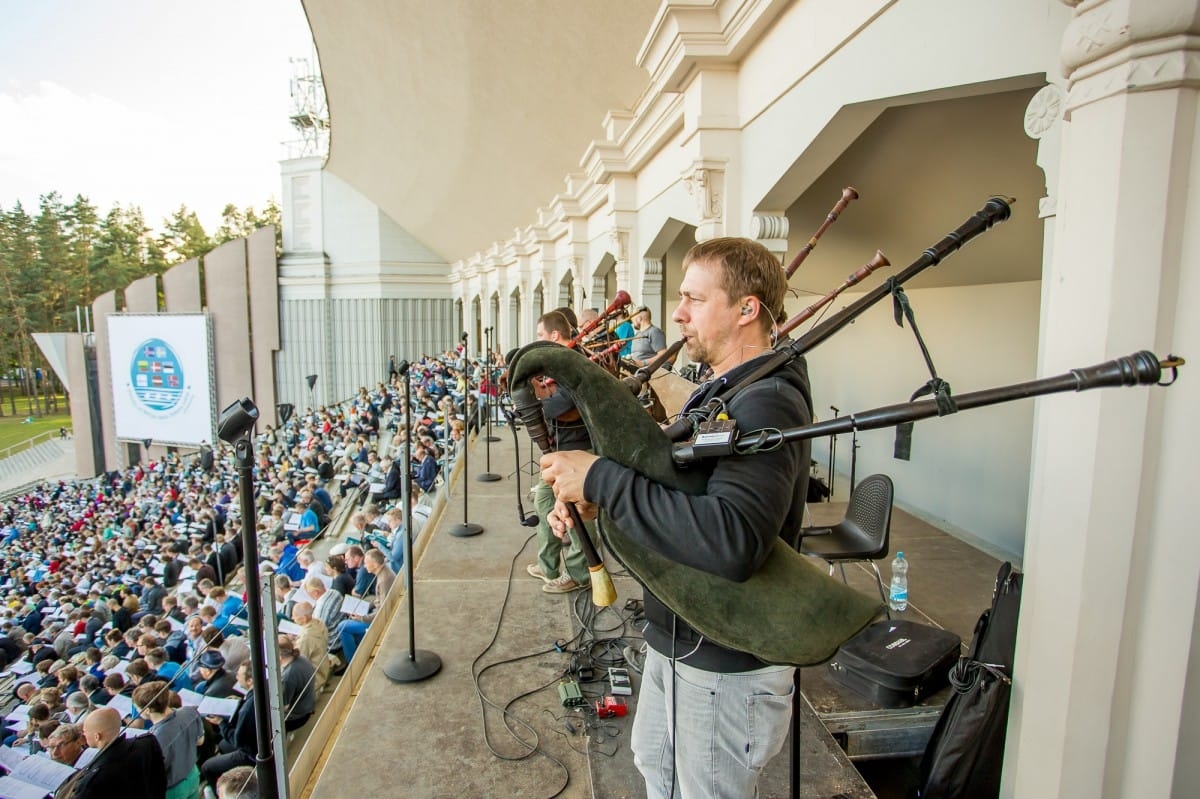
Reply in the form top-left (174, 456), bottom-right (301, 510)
top-left (298, 422), bottom-right (1004, 799)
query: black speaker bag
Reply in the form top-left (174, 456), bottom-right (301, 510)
top-left (917, 561), bottom-right (1023, 799)
top-left (827, 619), bottom-right (961, 708)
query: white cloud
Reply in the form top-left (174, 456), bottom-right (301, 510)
top-left (0, 0), bottom-right (314, 232)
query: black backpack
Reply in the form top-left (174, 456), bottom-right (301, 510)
top-left (917, 561), bottom-right (1022, 798)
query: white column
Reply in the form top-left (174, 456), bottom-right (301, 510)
top-left (1004, 2), bottom-right (1200, 797)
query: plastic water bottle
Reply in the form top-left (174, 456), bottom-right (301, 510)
top-left (889, 551), bottom-right (909, 612)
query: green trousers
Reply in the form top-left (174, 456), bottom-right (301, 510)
top-left (534, 479), bottom-right (592, 584)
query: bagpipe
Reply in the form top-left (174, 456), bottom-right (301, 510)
top-left (507, 193), bottom-right (1184, 667)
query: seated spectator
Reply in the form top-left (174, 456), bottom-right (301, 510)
top-left (196, 650), bottom-right (237, 698)
top-left (411, 444), bottom-right (439, 494)
top-left (370, 455), bottom-right (403, 507)
top-left (59, 690), bottom-right (91, 724)
top-left (44, 721), bottom-right (87, 767)
top-left (216, 765), bottom-right (258, 799)
top-left (338, 549), bottom-right (397, 663)
top-left (63, 705), bottom-right (167, 799)
top-left (200, 662), bottom-right (257, 786)
top-left (290, 499), bottom-right (319, 545)
top-left (290, 601), bottom-right (330, 691)
top-left (208, 586), bottom-right (245, 631)
top-left (303, 577), bottom-right (344, 634)
top-left (277, 636), bottom-right (317, 731)
top-left (133, 679), bottom-right (204, 799)
top-left (146, 646), bottom-right (192, 691)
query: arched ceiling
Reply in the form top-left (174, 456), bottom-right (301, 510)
top-left (302, 0), bottom-right (659, 264)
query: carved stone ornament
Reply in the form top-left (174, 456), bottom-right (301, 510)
top-left (610, 229), bottom-right (629, 262)
top-left (683, 165), bottom-right (724, 222)
top-left (1024, 85), bottom-right (1065, 139)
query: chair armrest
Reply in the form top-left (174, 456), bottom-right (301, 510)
top-left (796, 527), bottom-right (834, 539)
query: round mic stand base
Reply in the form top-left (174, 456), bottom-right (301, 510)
top-left (476, 472), bottom-right (502, 482)
top-left (448, 522), bottom-right (483, 537)
top-left (383, 649), bottom-right (442, 683)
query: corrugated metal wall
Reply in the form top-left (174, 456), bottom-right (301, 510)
top-left (275, 297), bottom-right (457, 409)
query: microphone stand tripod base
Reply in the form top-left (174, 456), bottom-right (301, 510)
top-left (448, 522), bottom-right (483, 537)
top-left (476, 472), bottom-right (502, 482)
top-left (383, 649), bottom-right (442, 683)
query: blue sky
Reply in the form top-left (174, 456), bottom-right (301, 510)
top-left (0, 0), bottom-right (316, 232)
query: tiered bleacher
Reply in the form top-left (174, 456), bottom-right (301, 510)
top-left (0, 347), bottom-right (492, 798)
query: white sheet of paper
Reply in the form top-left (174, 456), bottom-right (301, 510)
top-left (0, 774), bottom-right (53, 799)
top-left (340, 595), bottom-right (371, 616)
top-left (277, 620), bottom-right (303, 636)
top-left (178, 689), bottom-right (204, 707)
top-left (197, 696), bottom-right (239, 717)
top-left (0, 746), bottom-right (28, 773)
top-left (105, 693), bottom-right (134, 718)
top-left (9, 753), bottom-right (75, 790)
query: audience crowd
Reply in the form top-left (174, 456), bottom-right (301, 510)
top-left (0, 348), bottom-right (488, 798)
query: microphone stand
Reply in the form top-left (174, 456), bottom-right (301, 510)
top-left (385, 360), bottom-right (442, 682)
top-left (218, 399), bottom-right (279, 799)
top-left (827, 405), bottom-right (839, 501)
top-left (478, 327), bottom-right (501, 482)
top-left (449, 336), bottom-right (484, 537)
top-left (502, 407), bottom-right (539, 528)
top-left (483, 327), bottom-right (500, 443)
top-left (850, 427), bottom-right (860, 492)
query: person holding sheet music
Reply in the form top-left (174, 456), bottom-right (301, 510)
top-left (195, 651), bottom-right (237, 699)
top-left (199, 662), bottom-right (257, 787)
top-left (289, 602), bottom-right (331, 691)
top-left (44, 722), bottom-right (87, 767)
top-left (55, 706), bottom-right (166, 799)
top-left (302, 577), bottom-right (344, 633)
top-left (291, 499), bottom-right (319, 545)
top-left (336, 549), bottom-right (395, 663)
top-left (370, 455), bottom-right (404, 507)
top-left (277, 636), bottom-right (317, 731)
top-left (132, 680), bottom-right (204, 799)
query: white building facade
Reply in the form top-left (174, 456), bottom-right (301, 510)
top-left (431, 1), bottom-right (1200, 796)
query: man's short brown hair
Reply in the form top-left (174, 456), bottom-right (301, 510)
top-left (683, 237), bottom-right (788, 332)
top-left (538, 308), bottom-right (575, 340)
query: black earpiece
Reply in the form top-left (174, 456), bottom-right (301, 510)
top-left (741, 305), bottom-right (753, 316)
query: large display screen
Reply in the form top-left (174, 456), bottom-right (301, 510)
top-left (106, 313), bottom-right (216, 446)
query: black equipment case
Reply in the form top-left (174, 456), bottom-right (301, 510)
top-left (917, 561), bottom-right (1023, 799)
top-left (827, 619), bottom-right (961, 708)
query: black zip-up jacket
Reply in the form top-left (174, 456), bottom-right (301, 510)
top-left (584, 353), bottom-right (812, 671)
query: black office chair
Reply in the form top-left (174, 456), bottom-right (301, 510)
top-left (787, 473), bottom-right (895, 618)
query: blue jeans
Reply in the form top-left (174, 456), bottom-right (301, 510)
top-left (631, 646), bottom-right (794, 798)
top-left (339, 620), bottom-right (370, 662)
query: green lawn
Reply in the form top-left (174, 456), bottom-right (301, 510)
top-left (0, 403), bottom-right (72, 455)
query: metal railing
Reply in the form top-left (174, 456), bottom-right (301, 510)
top-left (0, 428), bottom-right (71, 461)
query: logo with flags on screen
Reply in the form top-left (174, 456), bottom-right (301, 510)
top-left (127, 338), bottom-right (192, 418)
